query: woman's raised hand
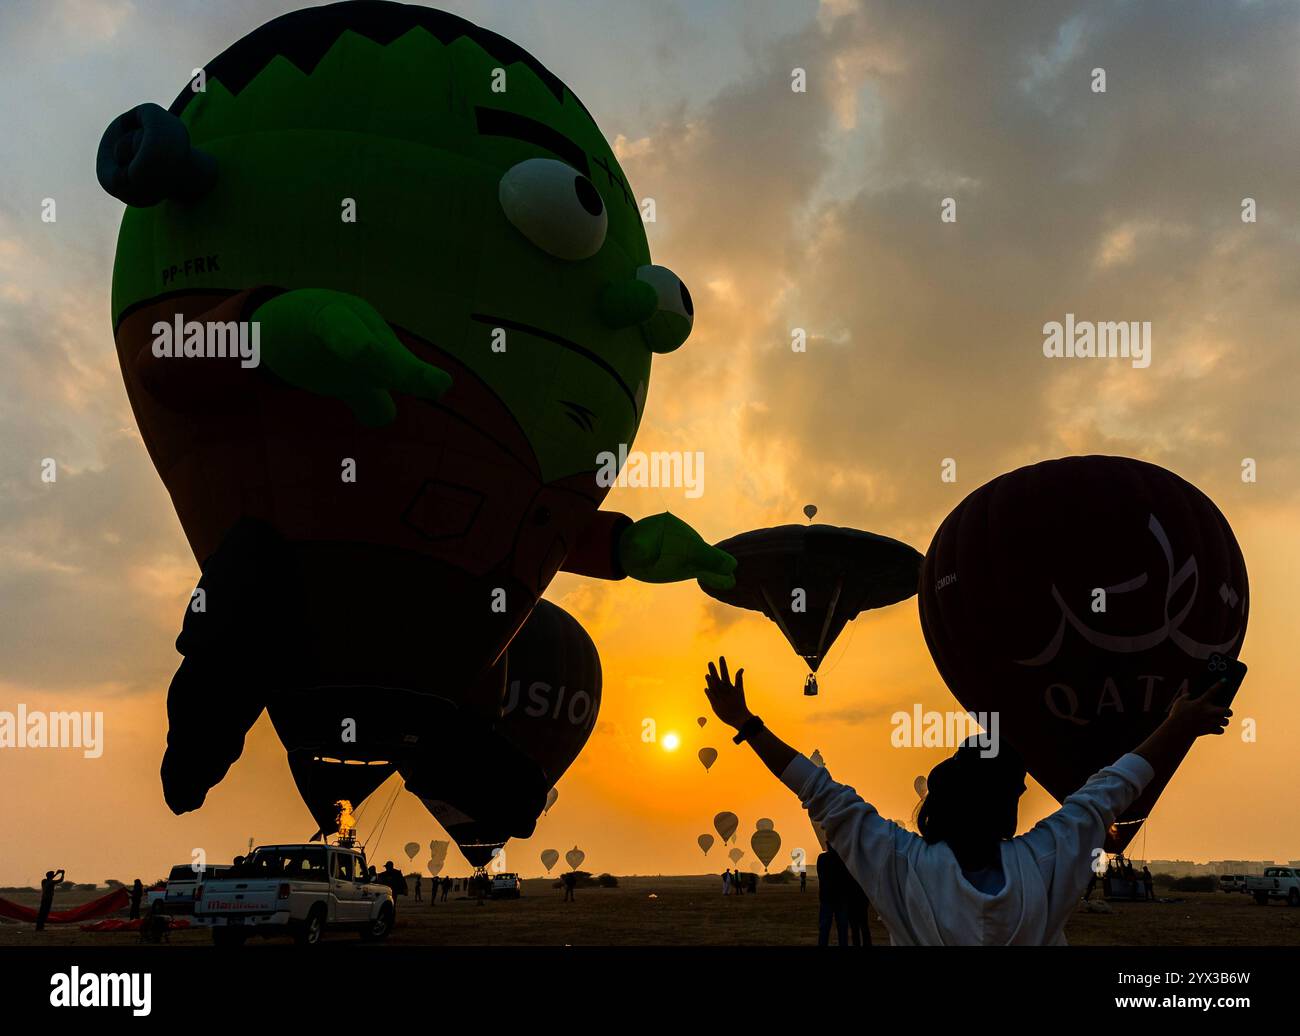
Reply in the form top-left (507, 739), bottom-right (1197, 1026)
top-left (704, 656), bottom-right (754, 729)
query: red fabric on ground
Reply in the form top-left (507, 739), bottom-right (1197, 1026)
top-left (0, 886), bottom-right (129, 923)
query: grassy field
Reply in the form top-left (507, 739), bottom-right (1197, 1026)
top-left (3, 876), bottom-right (1299, 947)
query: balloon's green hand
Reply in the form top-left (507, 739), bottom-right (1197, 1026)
top-left (253, 288), bottom-right (452, 426)
top-left (619, 512), bottom-right (737, 589)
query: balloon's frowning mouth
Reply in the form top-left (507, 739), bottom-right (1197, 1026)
top-left (470, 312), bottom-right (639, 414)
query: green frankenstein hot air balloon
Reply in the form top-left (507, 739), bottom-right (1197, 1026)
top-left (97, 2), bottom-right (735, 865)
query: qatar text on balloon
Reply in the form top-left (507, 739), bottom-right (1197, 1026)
top-left (1041, 675), bottom-right (1210, 726)
top-left (1012, 516), bottom-right (1244, 667)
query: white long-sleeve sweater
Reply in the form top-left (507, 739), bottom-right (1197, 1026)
top-left (781, 751), bottom-right (1154, 945)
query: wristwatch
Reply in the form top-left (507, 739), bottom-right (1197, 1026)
top-left (733, 715), bottom-right (765, 745)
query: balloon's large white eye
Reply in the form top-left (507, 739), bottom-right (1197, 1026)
top-left (499, 158), bottom-right (608, 261)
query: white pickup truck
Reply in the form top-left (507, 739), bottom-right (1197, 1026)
top-left (192, 843), bottom-right (395, 945)
top-left (1245, 867), bottom-right (1300, 907)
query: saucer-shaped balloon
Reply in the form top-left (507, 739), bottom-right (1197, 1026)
top-left (919, 456), bottom-right (1248, 852)
top-left (700, 525), bottom-right (921, 672)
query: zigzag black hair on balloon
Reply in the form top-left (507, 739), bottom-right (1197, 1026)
top-left (167, 1), bottom-right (586, 116)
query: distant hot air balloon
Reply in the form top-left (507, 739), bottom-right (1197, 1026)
top-left (697, 834), bottom-right (715, 856)
top-left (713, 811), bottom-right (739, 844)
top-left (428, 840), bottom-right (449, 876)
top-left (728, 848), bottom-right (744, 866)
top-left (540, 849), bottom-right (559, 874)
top-left (913, 776), bottom-right (928, 798)
top-left (697, 717), bottom-right (707, 728)
top-left (755, 818), bottom-right (774, 832)
top-left (919, 456), bottom-right (1248, 852)
top-left (700, 525), bottom-right (921, 693)
top-left (698, 747), bottom-right (718, 772)
top-left (404, 841), bottom-right (420, 861)
top-left (803, 504), bottom-right (818, 521)
top-left (565, 846), bottom-right (586, 871)
top-left (544, 787), bottom-right (559, 814)
top-left (751, 828), bottom-right (781, 871)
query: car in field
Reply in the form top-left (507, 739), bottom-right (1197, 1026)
top-left (1245, 867), bottom-right (1300, 906)
top-left (160, 863), bottom-right (233, 915)
top-left (191, 843), bottom-right (394, 945)
top-left (1217, 874), bottom-right (1247, 894)
top-left (490, 872), bottom-right (522, 899)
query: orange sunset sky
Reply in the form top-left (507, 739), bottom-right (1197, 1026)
top-left (1, 0), bottom-right (1298, 885)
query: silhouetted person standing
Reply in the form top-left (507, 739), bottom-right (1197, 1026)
top-left (129, 878), bottom-right (144, 920)
top-left (441, 875), bottom-right (451, 902)
top-left (377, 861), bottom-right (408, 903)
top-left (562, 871), bottom-right (576, 902)
top-left (845, 871), bottom-right (873, 946)
top-left (722, 869), bottom-right (731, 895)
top-left (1141, 866), bottom-right (1154, 902)
top-left (36, 869), bottom-right (65, 932)
top-left (800, 869), bottom-right (807, 893)
top-left (816, 851), bottom-right (849, 946)
top-left (414, 874), bottom-right (423, 902)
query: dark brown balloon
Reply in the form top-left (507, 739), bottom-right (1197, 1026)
top-left (918, 456), bottom-right (1248, 851)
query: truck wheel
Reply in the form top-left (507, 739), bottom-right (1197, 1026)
top-left (1254, 892), bottom-right (1269, 906)
top-left (212, 928), bottom-right (247, 947)
top-left (1288, 888), bottom-right (1299, 907)
top-left (361, 905), bottom-right (393, 942)
top-left (294, 907), bottom-right (325, 946)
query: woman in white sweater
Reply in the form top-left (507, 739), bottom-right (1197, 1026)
top-left (702, 657), bottom-right (1233, 946)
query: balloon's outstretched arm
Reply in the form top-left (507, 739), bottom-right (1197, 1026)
top-left (252, 288), bottom-right (451, 426)
top-left (618, 512), bottom-right (736, 588)
top-left (562, 510), bottom-right (633, 580)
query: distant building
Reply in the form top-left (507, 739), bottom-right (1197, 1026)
top-left (1146, 859), bottom-right (1287, 877)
